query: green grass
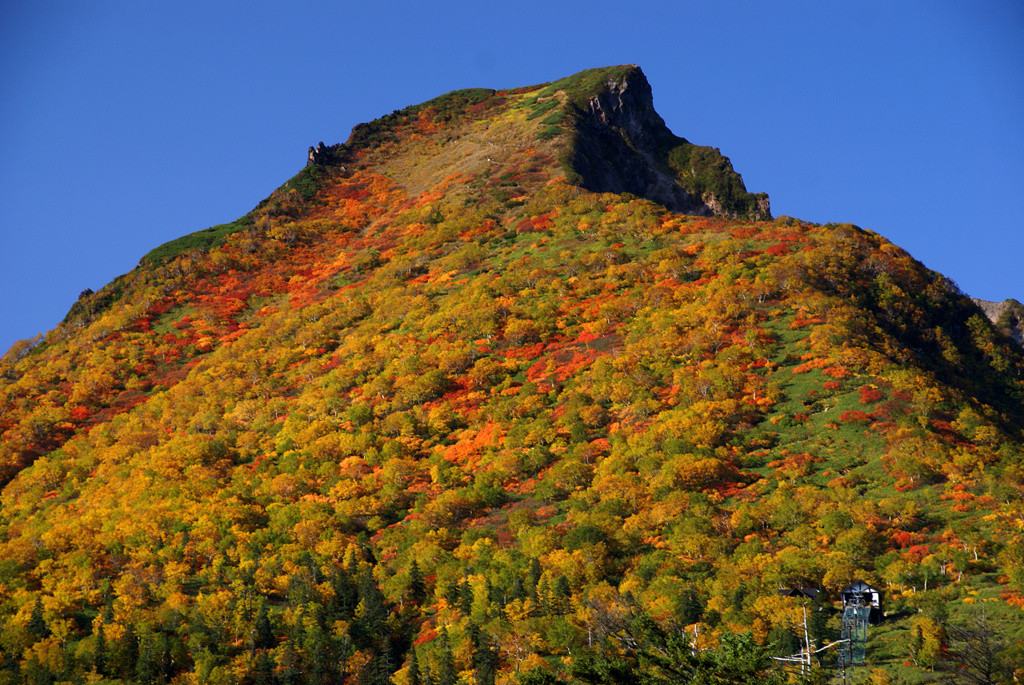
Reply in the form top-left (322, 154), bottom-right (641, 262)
top-left (151, 306), bottom-right (197, 335)
top-left (141, 217), bottom-right (252, 264)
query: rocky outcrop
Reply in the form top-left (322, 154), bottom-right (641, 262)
top-left (570, 69), bottom-right (712, 215)
top-left (307, 141), bottom-right (328, 166)
top-left (307, 141), bottom-right (349, 167)
top-left (567, 66), bottom-right (770, 220)
top-left (973, 298), bottom-right (1024, 345)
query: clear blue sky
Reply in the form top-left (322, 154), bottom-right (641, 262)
top-left (2, 1), bottom-right (1022, 354)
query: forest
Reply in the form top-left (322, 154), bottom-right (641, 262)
top-left (1, 66), bottom-right (1022, 684)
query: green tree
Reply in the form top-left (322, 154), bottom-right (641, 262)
top-left (474, 631), bottom-right (499, 685)
top-left (408, 648), bottom-right (421, 685)
top-left (135, 629), bottom-right (159, 685)
top-left (408, 559), bottom-right (427, 603)
top-left (27, 598), bottom-right (48, 640)
top-left (945, 611), bottom-right (1014, 685)
top-left (114, 622), bottom-right (139, 680)
top-left (93, 620), bottom-right (108, 676)
top-left (437, 626), bottom-right (456, 685)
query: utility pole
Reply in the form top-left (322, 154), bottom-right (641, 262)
top-left (802, 605), bottom-right (813, 672)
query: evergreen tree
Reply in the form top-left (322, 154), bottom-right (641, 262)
top-left (27, 597), bottom-right (48, 640)
top-left (376, 635), bottom-right (395, 685)
top-left (806, 600), bottom-right (833, 663)
top-left (473, 630), bottom-right (498, 685)
top-left (408, 648), bottom-right (421, 685)
top-left (330, 565), bottom-right (358, 620)
top-left (444, 580), bottom-right (461, 608)
top-left (94, 620), bottom-right (107, 676)
top-left (298, 549), bottom-right (320, 584)
top-left (22, 657), bottom-right (53, 685)
top-left (408, 559), bottom-right (426, 603)
top-left (422, 659), bottom-right (433, 685)
top-left (303, 622), bottom-right (333, 685)
top-left (289, 606), bottom-right (306, 646)
top-left (459, 578), bottom-right (473, 615)
top-left (552, 575), bottom-right (572, 615)
top-left (254, 651), bottom-right (275, 685)
top-left (675, 589), bottom-right (704, 625)
top-left (158, 632), bottom-right (174, 684)
top-left (437, 626), bottom-right (456, 685)
top-left (537, 577), bottom-right (551, 616)
top-left (276, 633), bottom-right (302, 685)
top-left (135, 629), bottom-right (159, 685)
top-left (254, 600), bottom-right (274, 650)
top-left (288, 572), bottom-right (314, 606)
top-left (355, 567), bottom-right (389, 648)
top-left (114, 622), bottom-right (139, 680)
top-left (528, 558), bottom-right (542, 588)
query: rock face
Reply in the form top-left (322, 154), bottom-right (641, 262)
top-left (567, 66), bottom-right (770, 220)
top-left (973, 298), bottom-right (1024, 345)
top-left (307, 141), bottom-right (332, 166)
top-left (570, 69), bottom-right (713, 215)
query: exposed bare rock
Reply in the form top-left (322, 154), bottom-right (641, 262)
top-left (973, 298), bottom-right (1024, 345)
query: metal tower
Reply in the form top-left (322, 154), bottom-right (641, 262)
top-left (838, 596), bottom-right (869, 667)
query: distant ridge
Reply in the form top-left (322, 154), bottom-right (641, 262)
top-left (974, 297), bottom-right (1024, 344)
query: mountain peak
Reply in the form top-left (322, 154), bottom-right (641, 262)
top-left (306, 65), bottom-right (770, 220)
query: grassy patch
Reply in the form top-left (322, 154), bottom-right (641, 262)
top-left (141, 217), bottom-right (253, 264)
top-left (151, 306), bottom-right (197, 335)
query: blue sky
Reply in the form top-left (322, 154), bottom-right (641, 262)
top-left (2, 1), bottom-right (1022, 354)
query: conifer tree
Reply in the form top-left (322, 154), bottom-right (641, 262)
top-left (376, 635), bottom-right (395, 685)
top-left (552, 575), bottom-right (571, 615)
top-left (114, 622), bottom-right (139, 680)
top-left (408, 559), bottom-right (426, 603)
top-left (254, 600), bottom-right (274, 650)
top-left (276, 632), bottom-right (301, 685)
top-left (437, 626), bottom-right (456, 685)
top-left (474, 632), bottom-right (498, 685)
top-left (459, 578), bottom-right (473, 615)
top-left (356, 567), bottom-right (388, 648)
top-left (304, 622), bottom-right (334, 685)
top-left (676, 589), bottom-right (704, 625)
top-left (135, 629), bottom-right (158, 685)
top-left (537, 577), bottom-right (551, 616)
top-left (93, 620), bottom-right (107, 676)
top-left (408, 648), bottom-right (421, 685)
top-left (330, 565), bottom-right (358, 620)
top-left (27, 597), bottom-right (48, 640)
top-left (486, 577), bottom-right (499, 606)
top-left (528, 558), bottom-right (542, 588)
top-left (511, 576), bottom-right (527, 601)
top-left (444, 580), bottom-right (460, 608)
top-left (157, 632), bottom-right (174, 684)
top-left (22, 657), bottom-right (53, 685)
top-left (254, 651), bottom-right (275, 685)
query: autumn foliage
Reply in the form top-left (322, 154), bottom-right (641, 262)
top-left (0, 67), bottom-right (1023, 684)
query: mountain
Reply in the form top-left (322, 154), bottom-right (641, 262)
top-left (974, 298), bottom-right (1024, 346)
top-left (1, 65), bottom-right (1023, 684)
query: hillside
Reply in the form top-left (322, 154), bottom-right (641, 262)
top-left (1, 66), bottom-right (1023, 684)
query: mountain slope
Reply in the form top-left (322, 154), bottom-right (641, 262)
top-left (1, 66), bottom-right (1023, 684)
